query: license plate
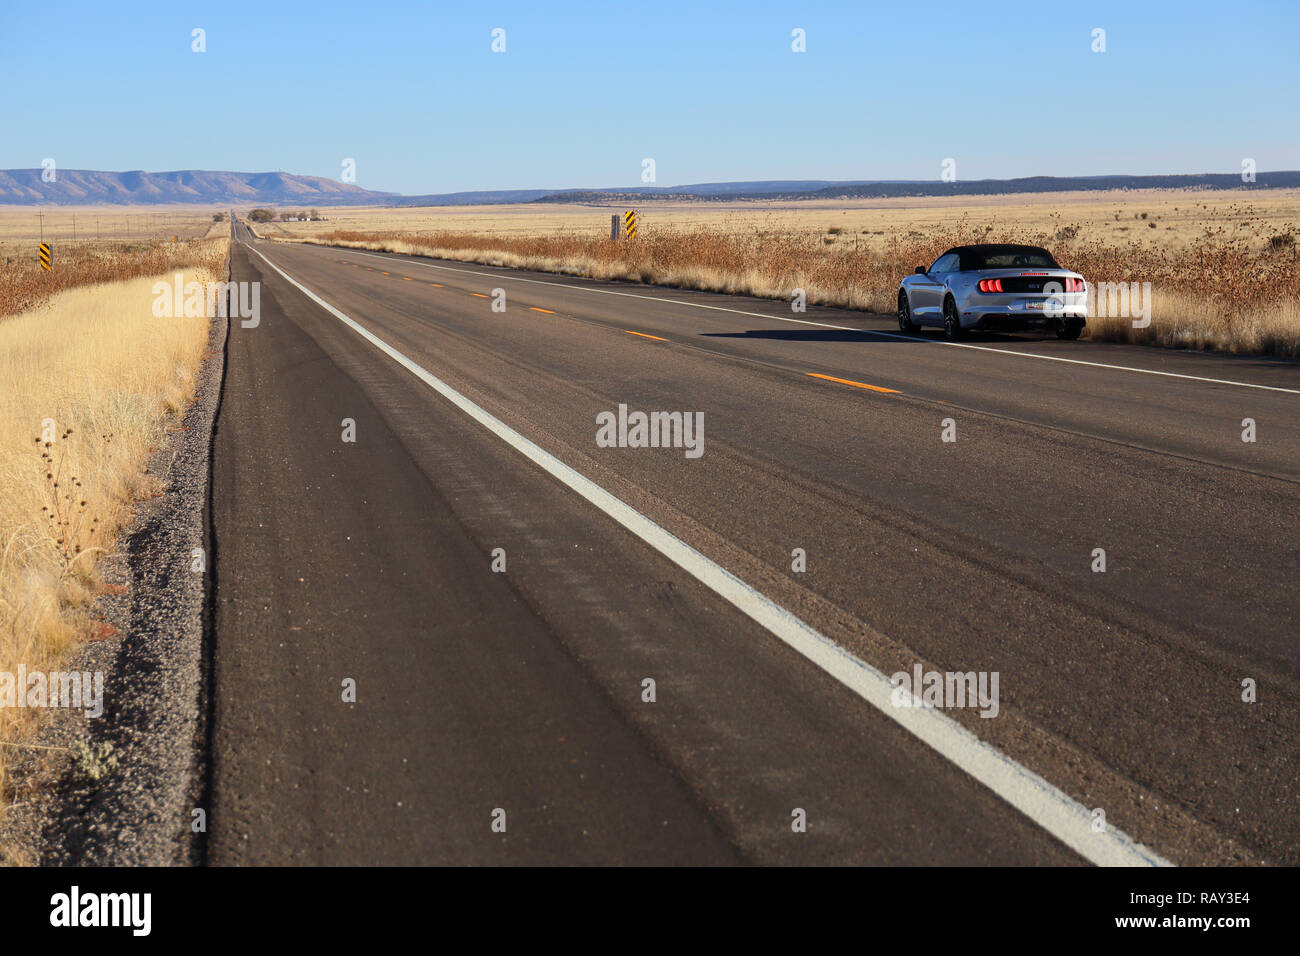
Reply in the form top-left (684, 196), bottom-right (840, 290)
top-left (1024, 302), bottom-right (1044, 311)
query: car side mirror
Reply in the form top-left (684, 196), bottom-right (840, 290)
top-left (914, 266), bottom-right (926, 274)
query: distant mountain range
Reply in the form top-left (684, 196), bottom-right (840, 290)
top-left (0, 169), bottom-right (394, 206)
top-left (3, 168), bottom-right (1297, 207)
top-left (531, 172), bottom-right (1300, 203)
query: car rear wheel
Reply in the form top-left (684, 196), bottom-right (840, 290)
top-left (942, 297), bottom-right (964, 340)
top-left (898, 291), bottom-right (918, 332)
top-left (1056, 318), bottom-right (1084, 341)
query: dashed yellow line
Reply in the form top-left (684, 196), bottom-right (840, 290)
top-left (402, 276), bottom-right (413, 281)
top-left (429, 283), bottom-right (442, 288)
top-left (530, 307), bottom-right (556, 314)
top-left (625, 330), bottom-right (668, 341)
top-left (470, 293), bottom-right (489, 298)
top-left (807, 373), bottom-right (899, 394)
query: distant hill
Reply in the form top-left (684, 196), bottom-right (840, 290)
top-left (2, 169), bottom-right (1297, 207)
top-left (390, 188), bottom-right (560, 206)
top-left (0, 169), bottom-right (396, 206)
top-left (531, 172), bottom-right (1300, 203)
top-left (388, 181), bottom-right (890, 205)
top-left (801, 172), bottom-right (1300, 200)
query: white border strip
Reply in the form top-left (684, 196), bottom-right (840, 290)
top-left (311, 246), bottom-right (1300, 396)
top-left (246, 242), bottom-right (1174, 867)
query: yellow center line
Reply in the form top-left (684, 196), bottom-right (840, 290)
top-left (807, 373), bottom-right (900, 394)
top-left (402, 276), bottom-right (413, 281)
top-left (381, 271), bottom-right (390, 275)
top-left (625, 330), bottom-right (668, 341)
top-left (430, 283), bottom-right (442, 287)
top-left (530, 307), bottom-right (556, 314)
top-left (470, 293), bottom-right (489, 298)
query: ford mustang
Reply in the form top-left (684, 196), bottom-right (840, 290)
top-left (897, 244), bottom-right (1087, 340)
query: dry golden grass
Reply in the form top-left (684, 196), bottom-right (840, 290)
top-left (0, 250), bottom-right (224, 808)
top-left (276, 188), bottom-right (1300, 252)
top-left (278, 191), bottom-right (1300, 356)
top-left (0, 205), bottom-right (223, 244)
top-left (0, 237), bottom-right (229, 319)
top-left (1085, 289), bottom-right (1300, 353)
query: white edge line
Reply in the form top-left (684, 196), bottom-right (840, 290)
top-left (246, 242), bottom-right (1174, 867)
top-left (322, 244), bottom-right (1300, 396)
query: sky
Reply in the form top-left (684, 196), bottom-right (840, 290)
top-left (2, 0), bottom-right (1298, 195)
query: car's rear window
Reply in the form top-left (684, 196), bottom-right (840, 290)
top-left (961, 248), bottom-right (1058, 270)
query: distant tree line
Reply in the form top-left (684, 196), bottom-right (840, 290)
top-left (246, 208), bottom-right (324, 223)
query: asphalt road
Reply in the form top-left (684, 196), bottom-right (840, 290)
top-left (205, 222), bottom-right (1299, 865)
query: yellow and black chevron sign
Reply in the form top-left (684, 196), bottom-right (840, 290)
top-left (39, 242), bottom-right (51, 271)
top-left (624, 210), bottom-right (637, 239)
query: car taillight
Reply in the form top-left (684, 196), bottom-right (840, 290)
top-left (978, 278), bottom-right (1004, 293)
top-left (1065, 277), bottom-right (1085, 292)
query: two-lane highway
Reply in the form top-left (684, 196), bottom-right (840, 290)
top-left (204, 223), bottom-right (1299, 865)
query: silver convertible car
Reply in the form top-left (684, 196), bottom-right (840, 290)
top-left (897, 244), bottom-right (1087, 340)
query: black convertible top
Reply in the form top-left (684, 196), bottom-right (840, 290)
top-left (944, 244), bottom-right (1059, 270)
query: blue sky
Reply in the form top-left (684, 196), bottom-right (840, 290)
top-left (2, 0), bottom-right (1297, 194)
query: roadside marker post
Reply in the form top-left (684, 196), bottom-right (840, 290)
top-left (39, 242), bottom-right (51, 271)
top-left (624, 210), bottom-right (637, 239)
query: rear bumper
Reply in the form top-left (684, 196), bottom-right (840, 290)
top-left (971, 311), bottom-right (1087, 332)
top-left (964, 295), bottom-right (1088, 330)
